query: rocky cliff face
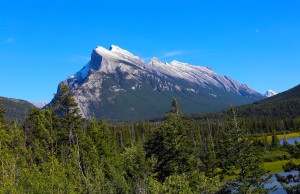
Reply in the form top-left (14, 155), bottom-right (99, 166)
top-left (56, 45), bottom-right (264, 120)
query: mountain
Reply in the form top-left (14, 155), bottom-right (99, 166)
top-left (0, 96), bottom-right (34, 122)
top-left (235, 84), bottom-right (300, 119)
top-left (264, 90), bottom-right (278, 97)
top-left (33, 100), bottom-right (50, 108)
top-left (53, 45), bottom-right (264, 120)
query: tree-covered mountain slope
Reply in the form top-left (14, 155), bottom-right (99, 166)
top-left (0, 96), bottom-right (34, 122)
top-left (235, 84), bottom-right (300, 119)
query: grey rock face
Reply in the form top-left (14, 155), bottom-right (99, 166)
top-left (56, 45), bottom-right (264, 120)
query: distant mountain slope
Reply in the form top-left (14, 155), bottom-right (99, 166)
top-left (0, 96), bottom-right (34, 122)
top-left (51, 45), bottom-right (264, 121)
top-left (235, 84), bottom-right (300, 119)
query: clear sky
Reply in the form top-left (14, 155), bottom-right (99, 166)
top-left (1, 0), bottom-right (300, 102)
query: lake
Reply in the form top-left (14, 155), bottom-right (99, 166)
top-left (279, 136), bottom-right (300, 145)
top-left (268, 171), bottom-right (300, 194)
top-left (267, 136), bottom-right (300, 193)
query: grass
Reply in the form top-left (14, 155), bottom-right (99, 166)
top-left (263, 150), bottom-right (291, 162)
top-left (266, 132), bottom-right (300, 142)
top-left (263, 159), bottom-right (300, 173)
top-left (222, 158), bottom-right (300, 180)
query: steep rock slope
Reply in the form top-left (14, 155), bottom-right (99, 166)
top-left (56, 45), bottom-right (264, 120)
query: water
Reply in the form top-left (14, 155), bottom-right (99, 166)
top-left (230, 171), bottom-right (300, 193)
top-left (265, 136), bottom-right (300, 193)
top-left (268, 171), bottom-right (300, 194)
top-left (279, 136), bottom-right (300, 145)
top-left (271, 137), bottom-right (300, 193)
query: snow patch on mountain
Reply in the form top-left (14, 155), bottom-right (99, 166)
top-left (33, 101), bottom-right (50, 109)
top-left (71, 45), bottom-right (252, 97)
top-left (60, 45), bottom-right (264, 119)
top-left (265, 90), bottom-right (278, 97)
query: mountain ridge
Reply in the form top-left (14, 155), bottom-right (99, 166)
top-left (0, 96), bottom-right (34, 122)
top-left (235, 84), bottom-right (300, 119)
top-left (55, 45), bottom-right (264, 120)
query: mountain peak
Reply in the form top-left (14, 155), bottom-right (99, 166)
top-left (33, 100), bottom-right (50, 109)
top-left (109, 45), bottom-right (125, 52)
top-left (264, 90), bottom-right (278, 97)
top-left (59, 45), bottom-right (264, 120)
top-left (170, 60), bottom-right (187, 65)
top-left (109, 45), bottom-right (140, 59)
top-left (94, 46), bottom-right (119, 59)
top-left (151, 57), bottom-right (164, 64)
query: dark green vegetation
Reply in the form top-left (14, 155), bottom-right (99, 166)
top-left (260, 134), bottom-right (300, 193)
top-left (65, 70), bottom-right (264, 121)
top-left (236, 84), bottom-right (300, 119)
top-left (1, 83), bottom-right (300, 193)
top-left (192, 84), bottom-right (300, 135)
top-left (0, 84), bottom-right (274, 193)
top-left (92, 75), bottom-right (262, 120)
top-left (0, 96), bottom-right (33, 122)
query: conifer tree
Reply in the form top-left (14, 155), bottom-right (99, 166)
top-left (145, 99), bottom-right (194, 182)
top-left (23, 107), bottom-right (52, 164)
top-left (165, 98), bottom-right (181, 118)
top-left (52, 83), bottom-right (81, 146)
top-left (218, 108), bottom-right (274, 193)
top-left (271, 130), bottom-right (280, 148)
top-left (52, 83), bottom-right (80, 121)
top-left (171, 98), bottom-right (179, 116)
top-left (122, 143), bottom-right (149, 193)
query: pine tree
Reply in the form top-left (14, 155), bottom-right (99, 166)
top-left (171, 98), bottom-right (179, 116)
top-left (52, 83), bottom-right (80, 118)
top-left (51, 83), bottom-right (82, 147)
top-left (165, 98), bottom-right (181, 118)
top-left (23, 107), bottom-right (52, 164)
top-left (145, 99), bottom-right (194, 182)
top-left (218, 108), bottom-right (274, 193)
top-left (50, 83), bottom-right (86, 190)
top-left (217, 108), bottom-right (240, 175)
top-left (271, 130), bottom-right (280, 148)
top-left (122, 143), bottom-right (149, 193)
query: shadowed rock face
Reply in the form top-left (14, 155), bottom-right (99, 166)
top-left (53, 45), bottom-right (264, 121)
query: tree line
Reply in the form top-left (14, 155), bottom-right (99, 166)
top-left (0, 84), bottom-right (276, 193)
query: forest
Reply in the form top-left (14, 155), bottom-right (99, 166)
top-left (191, 84), bottom-right (300, 135)
top-left (1, 84), bottom-right (300, 193)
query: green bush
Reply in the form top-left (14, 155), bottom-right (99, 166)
top-left (263, 151), bottom-right (292, 162)
top-left (282, 160), bottom-right (299, 172)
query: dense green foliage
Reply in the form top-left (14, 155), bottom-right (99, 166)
top-left (0, 96), bottom-right (33, 122)
top-left (2, 84), bottom-right (299, 193)
top-left (236, 84), bottom-right (300, 119)
top-left (191, 84), bottom-right (300, 135)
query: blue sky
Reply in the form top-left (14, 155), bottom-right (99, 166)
top-left (1, 0), bottom-right (300, 102)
